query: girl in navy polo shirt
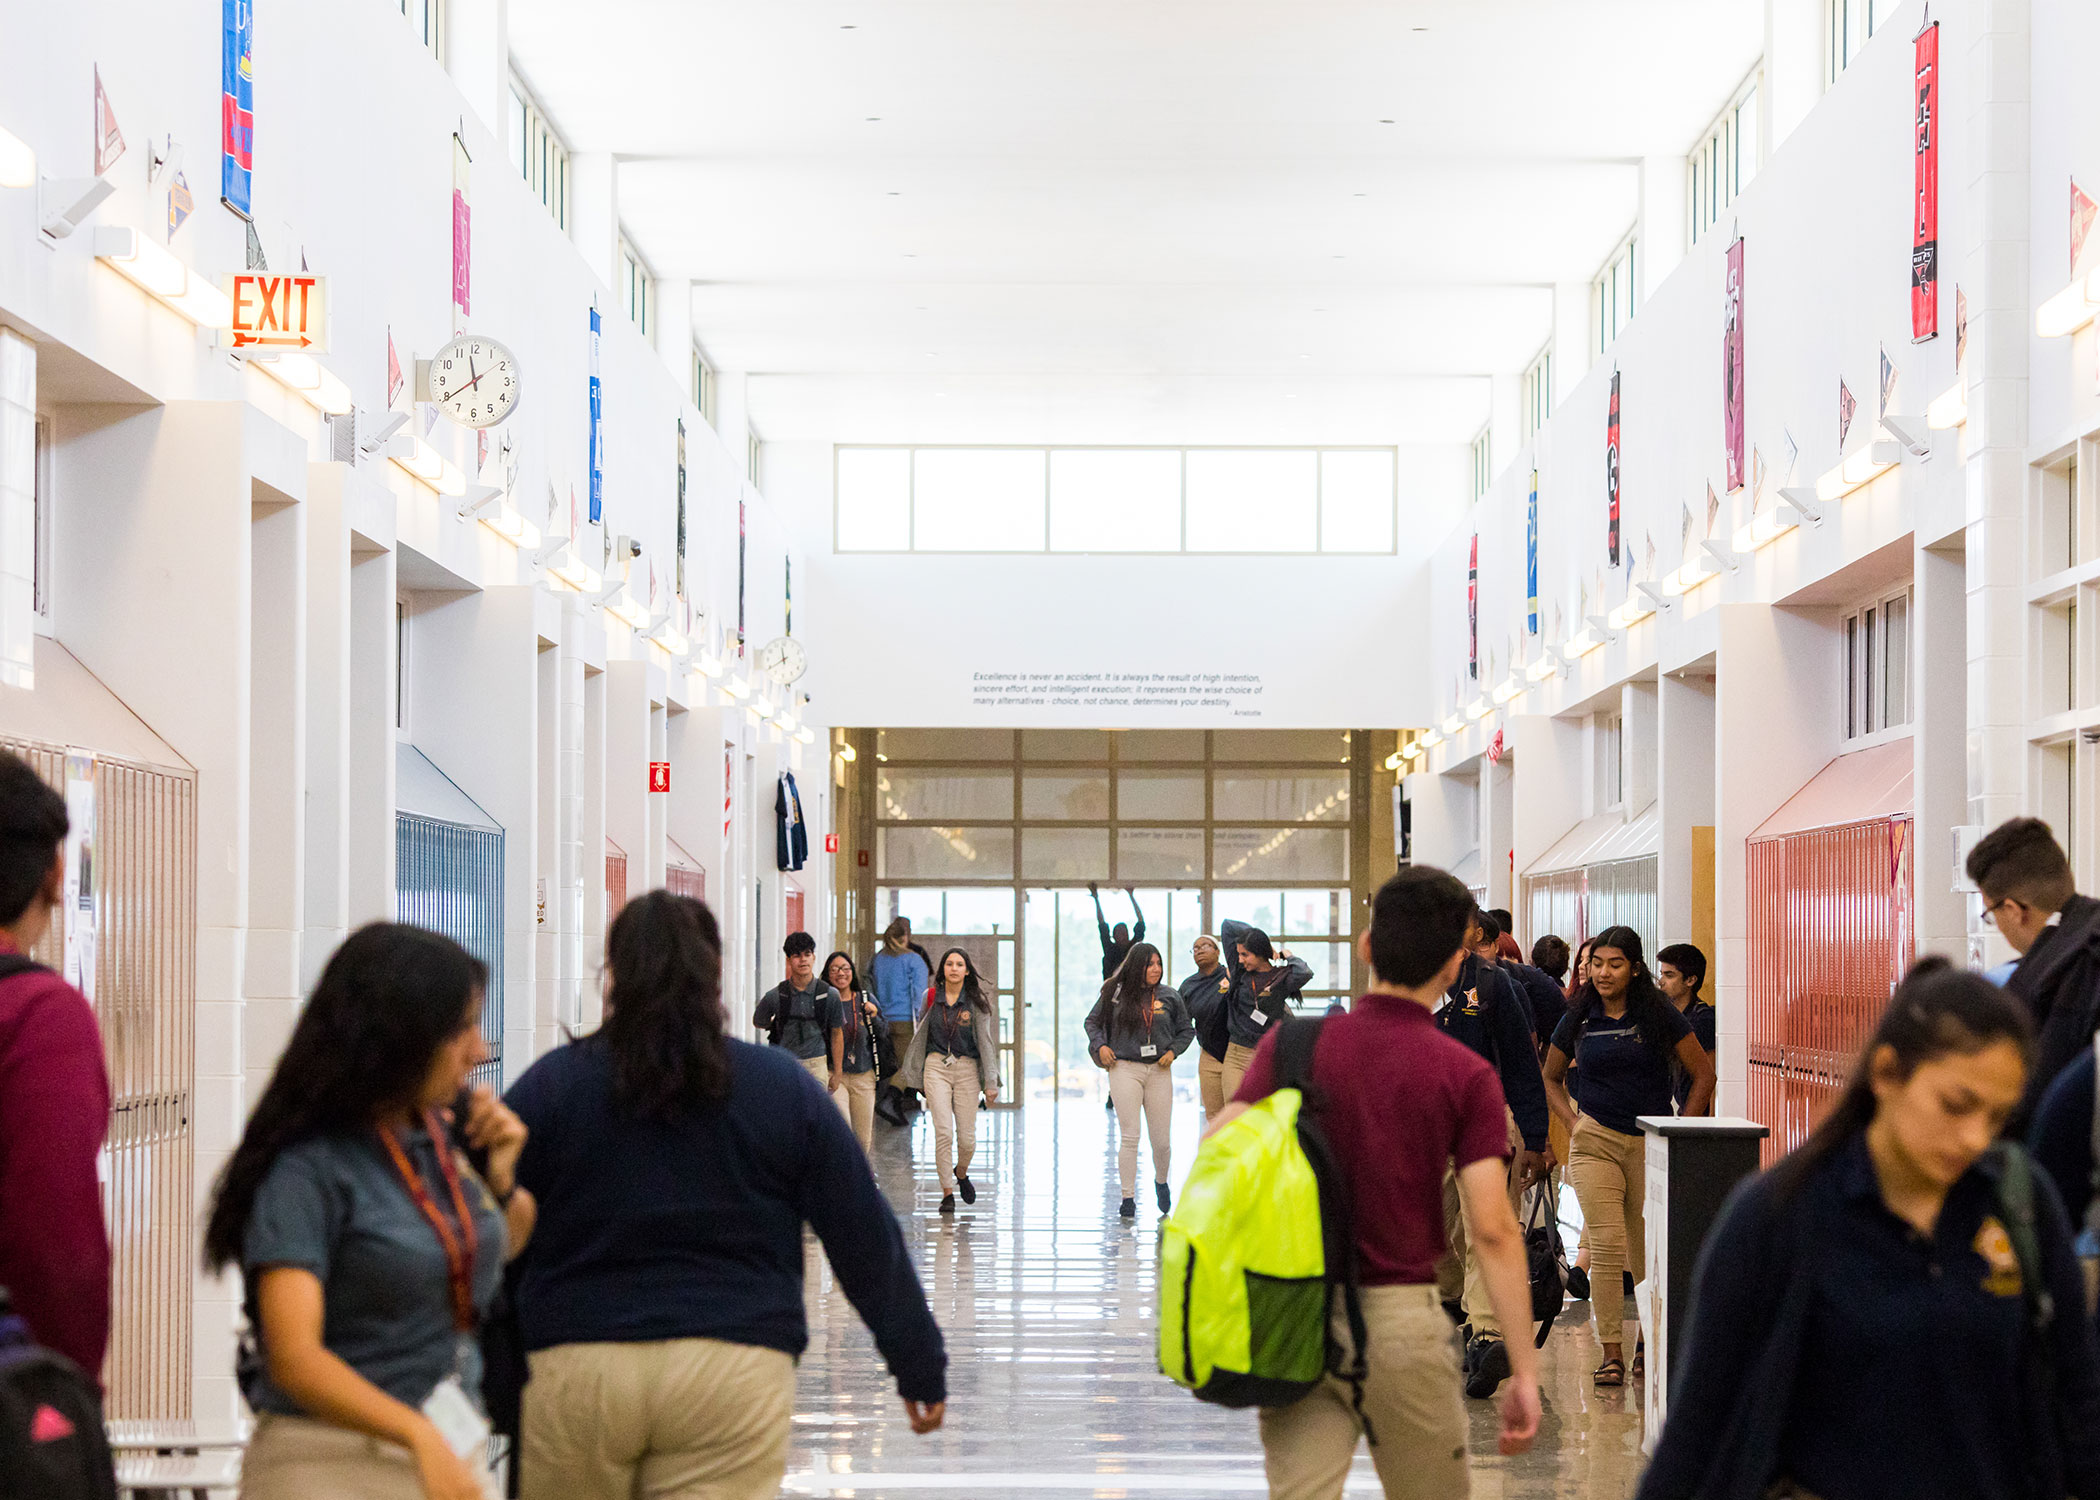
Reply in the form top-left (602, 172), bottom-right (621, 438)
top-left (1543, 926), bottom-right (1714, 1388)
top-left (1639, 958), bottom-right (2100, 1500)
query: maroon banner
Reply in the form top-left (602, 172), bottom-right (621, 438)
top-left (1911, 21), bottom-right (1940, 342)
top-left (1606, 370), bottom-right (1622, 566)
top-left (1724, 237), bottom-right (1746, 492)
top-left (1466, 532), bottom-right (1478, 681)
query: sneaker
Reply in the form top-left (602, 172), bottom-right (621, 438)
top-left (1118, 1197), bottom-right (1137, 1219)
top-left (876, 1098), bottom-right (907, 1128)
top-left (1155, 1181), bottom-right (1172, 1214)
top-left (1464, 1337), bottom-right (1512, 1399)
top-left (1565, 1265), bottom-right (1591, 1300)
top-left (938, 1194), bottom-right (955, 1215)
top-left (956, 1174), bottom-right (977, 1205)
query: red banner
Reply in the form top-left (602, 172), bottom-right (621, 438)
top-left (1911, 21), bottom-right (1940, 342)
top-left (1724, 238), bottom-right (1746, 492)
top-left (1606, 370), bottom-right (1622, 566)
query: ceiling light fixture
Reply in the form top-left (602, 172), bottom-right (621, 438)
top-left (252, 350), bottom-right (354, 415)
top-left (95, 226), bottom-right (231, 327)
top-left (1926, 379), bottom-right (1967, 429)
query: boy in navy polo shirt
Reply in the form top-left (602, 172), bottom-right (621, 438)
top-left (1218, 866), bottom-right (1540, 1499)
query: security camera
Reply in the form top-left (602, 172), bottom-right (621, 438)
top-left (615, 533), bottom-right (642, 560)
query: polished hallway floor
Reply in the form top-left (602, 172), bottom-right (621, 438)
top-left (788, 1099), bottom-right (1649, 1497)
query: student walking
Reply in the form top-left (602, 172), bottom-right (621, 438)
top-left (1543, 926), bottom-right (1714, 1387)
top-left (823, 952), bottom-right (882, 1152)
top-left (1965, 817), bottom-right (2100, 1129)
top-left (504, 892), bottom-right (947, 1500)
top-left (754, 932), bottom-right (844, 1089)
top-left (895, 948), bottom-right (1003, 1213)
top-left (205, 924), bottom-right (537, 1500)
top-left (1084, 942), bottom-right (1196, 1219)
top-left (871, 918), bottom-right (931, 1117)
top-left (1437, 911), bottom-right (1551, 1398)
top-left (0, 752), bottom-right (111, 1386)
top-left (1181, 934), bottom-right (1234, 1118)
top-left (1655, 943), bottom-right (1716, 1113)
top-left (1218, 919), bottom-right (1312, 1102)
top-left (1638, 957), bottom-right (2100, 1500)
top-left (1217, 866), bottom-right (1539, 1498)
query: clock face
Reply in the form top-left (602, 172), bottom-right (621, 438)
top-left (760, 636), bottom-right (808, 686)
top-left (428, 336), bottom-right (520, 429)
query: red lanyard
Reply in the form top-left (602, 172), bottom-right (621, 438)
top-left (376, 1112), bottom-right (479, 1333)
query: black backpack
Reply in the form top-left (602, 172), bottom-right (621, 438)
top-left (0, 1292), bottom-right (115, 1500)
top-left (1523, 1172), bottom-right (1569, 1348)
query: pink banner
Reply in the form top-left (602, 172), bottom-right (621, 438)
top-left (1724, 237), bottom-right (1745, 492)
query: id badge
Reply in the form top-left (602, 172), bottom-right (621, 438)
top-left (1139, 1044), bottom-right (1158, 1058)
top-left (423, 1375), bottom-right (493, 1461)
top-left (1250, 1008), bottom-right (1268, 1026)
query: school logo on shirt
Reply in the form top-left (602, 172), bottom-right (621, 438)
top-left (1461, 988), bottom-right (1481, 1016)
top-left (1973, 1216), bottom-right (2023, 1297)
top-left (1219, 977), bottom-right (1230, 993)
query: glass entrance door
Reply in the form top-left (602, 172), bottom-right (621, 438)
top-left (1021, 887), bottom-right (1203, 1104)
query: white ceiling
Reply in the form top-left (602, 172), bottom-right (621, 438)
top-left (507, 0), bottom-right (1764, 446)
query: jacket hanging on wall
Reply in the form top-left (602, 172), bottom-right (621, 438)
top-left (776, 771), bottom-right (808, 872)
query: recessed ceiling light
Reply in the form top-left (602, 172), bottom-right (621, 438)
top-left (1378, 118), bottom-right (1395, 125)
top-left (887, 191), bottom-right (902, 196)
top-left (865, 116), bottom-right (882, 123)
top-left (841, 22), bottom-right (858, 28)
top-left (1332, 254), bottom-right (1347, 260)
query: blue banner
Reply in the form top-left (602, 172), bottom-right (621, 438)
top-left (220, 0), bottom-right (253, 218)
top-left (588, 306), bottom-right (603, 525)
top-left (1526, 469), bottom-right (1539, 634)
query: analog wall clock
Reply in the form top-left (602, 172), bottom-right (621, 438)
top-left (428, 334), bottom-right (521, 428)
top-left (759, 635), bottom-right (808, 687)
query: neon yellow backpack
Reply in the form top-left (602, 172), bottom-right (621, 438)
top-left (1159, 1019), bottom-right (1370, 1419)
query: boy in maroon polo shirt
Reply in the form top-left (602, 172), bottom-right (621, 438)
top-left (1217, 866), bottom-right (1539, 1500)
top-left (0, 751), bottom-right (111, 1382)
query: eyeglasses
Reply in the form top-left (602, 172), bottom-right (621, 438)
top-left (1981, 896), bottom-right (2019, 928)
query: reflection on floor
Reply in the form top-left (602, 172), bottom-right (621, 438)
top-left (791, 1099), bottom-right (1648, 1497)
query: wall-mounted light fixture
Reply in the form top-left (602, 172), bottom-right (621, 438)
top-left (2036, 272), bottom-right (2100, 338)
top-left (94, 226), bottom-right (230, 326)
top-left (0, 125), bottom-right (34, 189)
top-left (387, 433), bottom-right (467, 496)
top-left (253, 350), bottom-right (354, 415)
top-left (1926, 379), bottom-right (1967, 429)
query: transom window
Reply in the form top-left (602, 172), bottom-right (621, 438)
top-left (1520, 346), bottom-right (1553, 445)
top-left (399, 0), bottom-right (444, 59)
top-left (618, 234), bottom-right (652, 336)
top-left (1844, 587), bottom-right (1914, 742)
top-left (1828, 0), bottom-right (1905, 84)
top-left (1470, 427), bottom-right (1491, 503)
top-left (507, 74), bottom-right (569, 230)
top-left (1594, 231), bottom-right (1639, 359)
top-left (1690, 70), bottom-right (1763, 246)
top-left (833, 446), bottom-right (1400, 555)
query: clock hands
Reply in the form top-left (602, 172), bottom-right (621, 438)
top-left (460, 357), bottom-right (488, 395)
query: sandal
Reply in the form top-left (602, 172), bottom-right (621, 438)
top-left (1593, 1357), bottom-right (1626, 1388)
top-left (1631, 1341), bottom-right (1645, 1380)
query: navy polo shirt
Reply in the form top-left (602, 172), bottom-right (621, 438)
top-left (1551, 1001), bottom-right (1691, 1136)
top-left (1671, 999), bottom-right (1716, 1110)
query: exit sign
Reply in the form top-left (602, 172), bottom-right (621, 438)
top-left (222, 273), bottom-right (328, 351)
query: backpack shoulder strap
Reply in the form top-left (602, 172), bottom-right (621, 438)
top-left (1984, 1142), bottom-right (2056, 1337)
top-left (2088, 1037), bottom-right (2100, 1231)
top-left (1273, 1016), bottom-right (1326, 1095)
top-left (0, 954), bottom-right (45, 985)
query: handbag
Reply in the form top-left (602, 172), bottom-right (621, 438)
top-left (1523, 1170), bottom-right (1568, 1348)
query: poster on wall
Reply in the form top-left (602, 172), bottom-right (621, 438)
top-left (93, 66), bottom-right (125, 178)
top-left (1911, 18), bottom-right (1939, 342)
top-left (220, 1), bottom-right (252, 217)
top-left (1839, 380), bottom-right (1857, 446)
top-left (2074, 182), bottom-right (2098, 274)
top-left (675, 420), bottom-right (688, 601)
top-left (1605, 369), bottom-right (1622, 566)
top-left (1525, 470), bottom-right (1539, 636)
top-left (723, 742), bottom-right (735, 843)
top-left (1466, 532), bottom-right (1478, 681)
top-left (587, 306), bottom-right (604, 525)
top-left (61, 753), bottom-right (96, 1002)
top-left (1723, 237), bottom-right (1746, 492)
top-left (451, 134), bottom-right (471, 327)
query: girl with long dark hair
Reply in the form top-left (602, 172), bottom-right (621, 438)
top-left (1084, 942), bottom-right (1196, 1219)
top-left (1542, 925), bottom-right (1714, 1387)
top-left (824, 950), bottom-right (883, 1151)
top-left (204, 924), bottom-right (535, 1500)
top-left (503, 891), bottom-right (947, 1500)
top-left (1638, 957), bottom-right (2100, 1500)
top-left (895, 947), bottom-right (1003, 1214)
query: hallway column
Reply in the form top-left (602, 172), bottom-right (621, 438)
top-left (1960, 0), bottom-right (2031, 965)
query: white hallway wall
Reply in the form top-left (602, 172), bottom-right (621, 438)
top-left (0, 0), bottom-right (829, 1421)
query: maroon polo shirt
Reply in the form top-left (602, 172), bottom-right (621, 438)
top-left (1234, 993), bottom-right (1509, 1286)
top-left (0, 959), bottom-right (111, 1380)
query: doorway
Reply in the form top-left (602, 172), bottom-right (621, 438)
top-left (1021, 886), bottom-right (1203, 1103)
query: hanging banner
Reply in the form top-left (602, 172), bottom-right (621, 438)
top-left (1605, 369), bottom-right (1622, 566)
top-left (1525, 470), bottom-right (1539, 636)
top-left (737, 498), bottom-right (748, 655)
top-left (1838, 380), bottom-right (1857, 446)
top-left (168, 170), bottom-right (193, 238)
top-left (1878, 345), bottom-right (1897, 419)
top-left (220, 1), bottom-right (253, 217)
top-left (451, 135), bottom-right (471, 326)
top-left (2074, 181), bottom-right (2099, 274)
top-left (676, 419), bottom-right (688, 600)
top-left (587, 306), bottom-right (604, 525)
top-left (1723, 236), bottom-right (1746, 492)
top-left (93, 66), bottom-right (126, 177)
top-left (1911, 20), bottom-right (1939, 342)
top-left (1466, 532), bottom-right (1479, 682)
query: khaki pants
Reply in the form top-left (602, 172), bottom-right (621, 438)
top-left (522, 1338), bottom-right (796, 1500)
top-left (1199, 1048), bottom-right (1226, 1118)
top-left (1108, 1058), bottom-right (1174, 1196)
top-left (1219, 1040), bottom-right (1262, 1105)
top-left (798, 1054), bottom-right (830, 1086)
top-left (241, 1413), bottom-right (485, 1500)
top-left (1436, 1109), bottom-right (1523, 1338)
top-left (1258, 1283), bottom-right (1470, 1500)
top-left (835, 1068), bottom-right (876, 1151)
top-left (1567, 1115), bottom-right (1645, 1343)
top-left (886, 1021), bottom-right (917, 1090)
top-left (923, 1053), bottom-right (981, 1190)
